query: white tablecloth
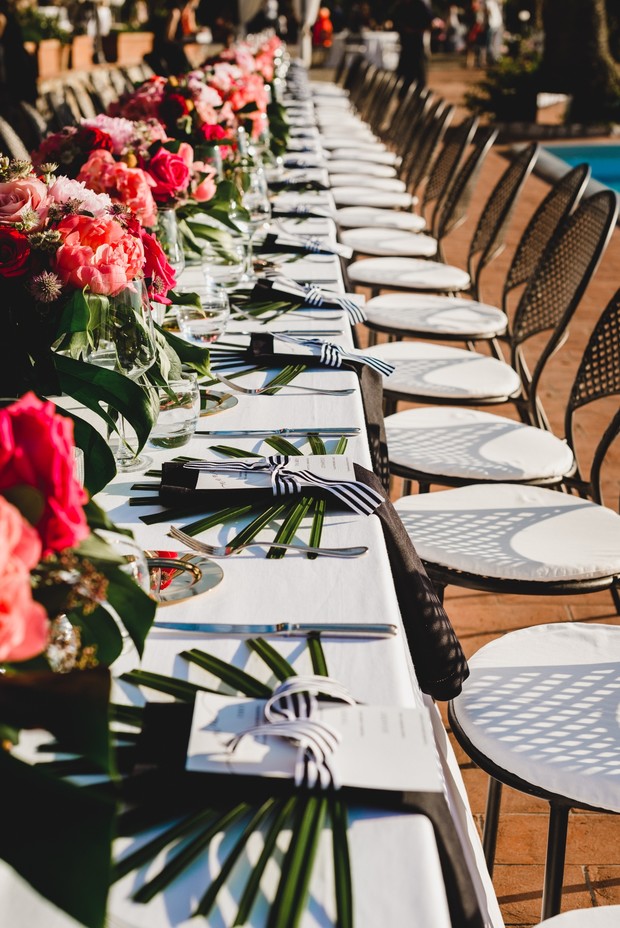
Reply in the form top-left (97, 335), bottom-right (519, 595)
top-left (3, 77), bottom-right (504, 928)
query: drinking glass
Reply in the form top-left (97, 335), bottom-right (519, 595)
top-left (148, 373), bottom-right (200, 449)
top-left (85, 282), bottom-right (156, 472)
top-left (176, 285), bottom-right (230, 344)
top-left (232, 170), bottom-right (272, 281)
top-left (201, 237), bottom-right (246, 288)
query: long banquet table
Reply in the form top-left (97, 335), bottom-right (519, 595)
top-left (3, 66), bottom-right (505, 928)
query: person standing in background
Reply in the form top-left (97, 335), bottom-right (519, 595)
top-left (484, 0), bottom-right (504, 64)
top-left (390, 0), bottom-right (433, 88)
top-left (0, 0), bottom-right (38, 115)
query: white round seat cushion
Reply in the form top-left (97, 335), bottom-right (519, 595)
top-left (394, 483), bottom-right (620, 581)
top-left (365, 341), bottom-right (522, 401)
top-left (340, 227), bottom-right (437, 257)
top-left (336, 206), bottom-right (425, 232)
top-left (310, 83), bottom-right (348, 97)
top-left (348, 256), bottom-right (470, 292)
top-left (332, 188), bottom-right (415, 209)
top-left (319, 124), bottom-right (377, 140)
top-left (453, 623), bottom-right (620, 813)
top-left (365, 293), bottom-right (507, 337)
top-left (538, 905), bottom-right (620, 927)
top-left (329, 175), bottom-right (407, 192)
top-left (321, 138), bottom-right (387, 153)
top-left (326, 148), bottom-right (398, 165)
top-left (327, 160), bottom-right (398, 178)
top-left (385, 407), bottom-right (575, 482)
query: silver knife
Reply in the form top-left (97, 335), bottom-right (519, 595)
top-left (195, 427), bottom-right (361, 438)
top-left (153, 622), bottom-right (398, 638)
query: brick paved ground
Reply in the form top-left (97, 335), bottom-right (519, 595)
top-left (327, 55), bottom-right (620, 927)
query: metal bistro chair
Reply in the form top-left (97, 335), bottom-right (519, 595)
top-left (449, 623), bottom-right (620, 921)
top-left (331, 98), bottom-right (454, 210)
top-left (383, 285), bottom-right (620, 498)
top-left (363, 190), bottom-right (617, 418)
top-left (338, 115), bottom-right (480, 261)
top-left (0, 116), bottom-right (30, 160)
top-left (347, 141), bottom-right (538, 302)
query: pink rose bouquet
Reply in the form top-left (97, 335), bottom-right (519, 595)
top-left (0, 494), bottom-right (48, 663)
top-left (0, 393), bottom-right (88, 556)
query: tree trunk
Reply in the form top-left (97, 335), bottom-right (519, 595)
top-left (541, 0), bottom-right (620, 121)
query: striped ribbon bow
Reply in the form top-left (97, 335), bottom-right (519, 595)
top-left (184, 455), bottom-right (384, 516)
top-left (303, 285), bottom-right (366, 324)
top-left (273, 333), bottom-right (394, 377)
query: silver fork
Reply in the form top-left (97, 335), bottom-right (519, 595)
top-left (168, 526), bottom-right (368, 559)
top-left (211, 370), bottom-right (354, 397)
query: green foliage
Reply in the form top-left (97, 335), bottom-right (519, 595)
top-left (17, 9), bottom-right (71, 44)
top-left (466, 42), bottom-right (541, 122)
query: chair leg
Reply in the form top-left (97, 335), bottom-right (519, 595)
top-left (367, 329), bottom-right (377, 347)
top-left (482, 776), bottom-right (502, 877)
top-left (541, 803), bottom-right (570, 921)
top-left (402, 478), bottom-right (412, 496)
top-left (611, 582), bottom-right (620, 616)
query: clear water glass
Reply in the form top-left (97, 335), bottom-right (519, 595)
top-left (176, 286), bottom-right (230, 344)
top-left (201, 238), bottom-right (246, 287)
top-left (149, 373), bottom-right (200, 449)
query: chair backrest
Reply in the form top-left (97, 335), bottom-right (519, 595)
top-left (19, 101), bottom-right (49, 147)
top-left (564, 288), bottom-right (620, 504)
top-left (405, 101), bottom-right (455, 196)
top-left (422, 115), bottom-right (479, 241)
top-left (384, 80), bottom-right (421, 148)
top-left (502, 162), bottom-right (591, 311)
top-left (66, 81), bottom-right (99, 119)
top-left (435, 126), bottom-right (498, 245)
top-left (0, 116), bottom-right (30, 160)
top-left (367, 70), bottom-right (400, 136)
top-left (511, 190), bottom-right (618, 417)
top-left (466, 142), bottom-right (539, 300)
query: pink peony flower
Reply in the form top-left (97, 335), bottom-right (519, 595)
top-left (192, 163), bottom-right (217, 203)
top-left (54, 213), bottom-right (145, 296)
top-left (0, 496), bottom-right (48, 663)
top-left (0, 176), bottom-right (49, 230)
top-left (78, 150), bottom-right (158, 228)
top-left (0, 393), bottom-right (89, 558)
top-left (47, 176), bottom-right (113, 217)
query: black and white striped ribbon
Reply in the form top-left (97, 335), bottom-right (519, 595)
top-left (184, 455), bottom-right (384, 516)
top-left (303, 285), bottom-right (366, 324)
top-left (274, 333), bottom-right (394, 377)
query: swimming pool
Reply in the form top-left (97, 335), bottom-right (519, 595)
top-left (543, 143), bottom-right (620, 193)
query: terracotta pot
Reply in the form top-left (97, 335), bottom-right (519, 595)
top-left (71, 35), bottom-right (94, 71)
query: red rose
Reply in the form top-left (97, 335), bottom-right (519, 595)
top-left (140, 226), bottom-right (177, 303)
top-left (0, 228), bottom-right (30, 278)
top-left (0, 393), bottom-right (89, 555)
top-left (199, 123), bottom-right (228, 143)
top-left (145, 146), bottom-right (191, 204)
top-left (159, 92), bottom-right (191, 129)
top-left (75, 126), bottom-right (114, 155)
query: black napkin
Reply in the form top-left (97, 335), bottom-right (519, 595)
top-left (353, 464), bottom-right (469, 701)
top-left (257, 233), bottom-right (335, 257)
top-left (128, 703), bottom-right (483, 928)
top-left (268, 178), bottom-right (329, 192)
top-left (248, 279), bottom-right (355, 313)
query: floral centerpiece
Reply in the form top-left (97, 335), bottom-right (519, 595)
top-left (0, 393), bottom-right (157, 928)
top-left (0, 157), bottom-right (209, 491)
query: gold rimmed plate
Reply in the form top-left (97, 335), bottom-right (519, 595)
top-left (200, 389), bottom-right (238, 416)
top-left (145, 552), bottom-right (224, 605)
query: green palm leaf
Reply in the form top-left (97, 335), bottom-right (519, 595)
top-left (181, 650), bottom-right (272, 698)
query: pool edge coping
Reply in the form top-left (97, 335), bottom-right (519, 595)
top-left (510, 143), bottom-right (620, 224)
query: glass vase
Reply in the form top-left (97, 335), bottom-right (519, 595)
top-left (156, 207), bottom-right (186, 277)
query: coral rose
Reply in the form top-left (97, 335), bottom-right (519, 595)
top-left (54, 213), bottom-right (145, 296)
top-left (0, 393), bottom-right (89, 557)
top-left (0, 496), bottom-right (48, 663)
top-left (145, 146), bottom-right (191, 204)
top-left (0, 228), bottom-right (30, 278)
top-left (0, 177), bottom-right (48, 230)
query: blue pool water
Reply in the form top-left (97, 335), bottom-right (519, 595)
top-left (543, 144), bottom-right (620, 193)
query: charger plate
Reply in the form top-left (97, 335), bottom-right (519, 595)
top-left (145, 552), bottom-right (224, 605)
